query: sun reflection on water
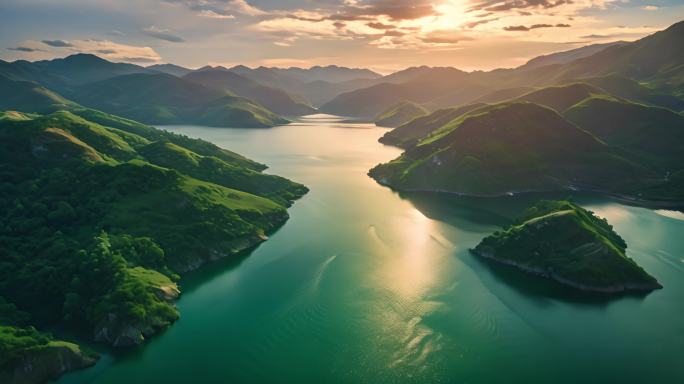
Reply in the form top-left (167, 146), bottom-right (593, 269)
top-left (366, 207), bottom-right (449, 369)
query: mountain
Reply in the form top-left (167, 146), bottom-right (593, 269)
top-left (568, 75), bottom-right (684, 112)
top-left (228, 65), bottom-right (374, 106)
top-left (369, 102), bottom-right (671, 201)
top-left (148, 63), bottom-right (192, 77)
top-left (564, 95), bottom-right (684, 167)
top-left (470, 86), bottom-right (535, 104)
top-left (70, 73), bottom-right (288, 127)
top-left (229, 65), bottom-right (303, 92)
top-left (514, 83), bottom-right (607, 113)
top-left (183, 68), bottom-right (316, 116)
top-left (378, 103), bottom-right (486, 148)
top-left (0, 109), bottom-right (306, 376)
top-left (518, 42), bottom-right (628, 70)
top-left (267, 65), bottom-right (381, 83)
top-left (320, 69), bottom-right (490, 117)
top-left (287, 78), bottom-right (374, 107)
top-left (471, 200), bottom-right (661, 293)
top-left (1, 301), bottom-right (98, 384)
top-left (374, 101), bottom-right (427, 127)
top-left (6, 54), bottom-right (150, 92)
top-left (532, 21), bottom-right (684, 93)
top-left (0, 74), bottom-right (78, 113)
top-left (381, 66), bottom-right (467, 84)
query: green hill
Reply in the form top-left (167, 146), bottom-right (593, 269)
top-left (378, 103), bottom-right (485, 148)
top-left (471, 200), bottom-right (662, 293)
top-left (374, 101), bottom-right (427, 127)
top-left (515, 83), bottom-right (607, 113)
top-left (320, 69), bottom-right (490, 117)
top-left (0, 75), bottom-right (78, 113)
top-left (369, 102), bottom-right (665, 199)
top-left (564, 96), bottom-right (684, 168)
top-left (538, 21), bottom-right (684, 95)
top-left (0, 109), bottom-right (307, 367)
top-left (1, 297), bottom-right (98, 383)
top-left (471, 86), bottom-right (535, 104)
top-left (569, 75), bottom-right (684, 112)
top-left (184, 68), bottom-right (315, 116)
top-left (5, 54), bottom-right (150, 92)
top-left (71, 73), bottom-right (288, 127)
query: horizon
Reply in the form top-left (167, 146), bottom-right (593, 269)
top-left (1, 1), bottom-right (683, 73)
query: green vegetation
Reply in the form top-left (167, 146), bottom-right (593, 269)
top-left (370, 102), bottom-right (668, 199)
top-left (183, 68), bottom-right (316, 116)
top-left (570, 75), bottom-right (684, 112)
top-left (374, 101), bottom-right (427, 127)
top-left (70, 73), bottom-right (289, 127)
top-left (0, 75), bottom-right (78, 113)
top-left (471, 200), bottom-right (662, 293)
top-left (515, 83), bottom-right (606, 113)
top-left (378, 103), bottom-right (485, 148)
top-left (1, 297), bottom-right (97, 383)
top-left (0, 108), bottom-right (307, 371)
top-left (564, 96), bottom-right (684, 167)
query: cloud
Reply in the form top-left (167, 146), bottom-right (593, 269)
top-left (504, 23), bottom-right (571, 31)
top-left (7, 46), bottom-right (43, 52)
top-left (384, 30), bottom-right (405, 37)
top-left (142, 26), bottom-right (185, 42)
top-left (367, 22), bottom-right (395, 30)
top-left (166, 0), bottom-right (265, 17)
top-left (334, 1), bottom-right (439, 21)
top-left (420, 31), bottom-right (474, 45)
top-left (119, 56), bottom-right (160, 63)
top-left (42, 39), bottom-right (74, 47)
top-left (197, 10), bottom-right (235, 19)
top-left (229, 0), bottom-right (265, 16)
top-left (641, 5), bottom-right (658, 11)
top-left (465, 18), bottom-right (499, 29)
top-left (472, 0), bottom-right (573, 12)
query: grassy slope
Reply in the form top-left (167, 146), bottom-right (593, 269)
top-left (0, 75), bottom-right (78, 113)
top-left (369, 102), bottom-right (657, 196)
top-left (183, 69), bottom-right (315, 116)
top-left (0, 110), bottom-right (307, 359)
top-left (514, 82), bottom-right (607, 113)
top-left (378, 103), bottom-right (486, 148)
top-left (472, 200), bottom-right (661, 292)
top-left (374, 101), bottom-right (428, 127)
top-left (70, 73), bottom-right (288, 127)
top-left (564, 96), bottom-right (684, 166)
top-left (570, 74), bottom-right (684, 112)
top-left (1, 297), bottom-right (97, 383)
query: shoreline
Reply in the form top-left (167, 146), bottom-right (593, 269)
top-left (471, 249), bottom-right (663, 294)
top-left (370, 175), bottom-right (684, 210)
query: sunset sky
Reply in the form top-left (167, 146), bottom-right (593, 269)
top-left (1, 0), bottom-right (682, 73)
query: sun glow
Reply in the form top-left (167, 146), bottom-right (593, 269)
top-left (431, 0), bottom-right (473, 31)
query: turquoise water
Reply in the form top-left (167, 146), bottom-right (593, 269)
top-left (59, 115), bottom-right (684, 383)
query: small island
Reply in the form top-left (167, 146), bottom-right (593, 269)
top-left (471, 200), bottom-right (662, 293)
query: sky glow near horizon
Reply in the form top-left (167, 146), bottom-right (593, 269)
top-left (1, 0), bottom-right (682, 73)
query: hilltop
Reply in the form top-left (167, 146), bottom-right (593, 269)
top-left (374, 101), bottom-right (427, 127)
top-left (0, 109), bottom-right (307, 381)
top-left (368, 102), bottom-right (680, 204)
top-left (471, 200), bottom-right (662, 293)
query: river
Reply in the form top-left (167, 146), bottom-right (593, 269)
top-left (58, 114), bottom-right (684, 384)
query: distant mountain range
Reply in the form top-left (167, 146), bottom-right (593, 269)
top-left (0, 21), bottom-right (683, 126)
top-left (321, 22), bottom-right (684, 117)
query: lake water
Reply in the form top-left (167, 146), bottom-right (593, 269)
top-left (59, 115), bottom-right (684, 384)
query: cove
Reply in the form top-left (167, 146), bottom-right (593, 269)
top-left (58, 115), bottom-right (684, 384)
